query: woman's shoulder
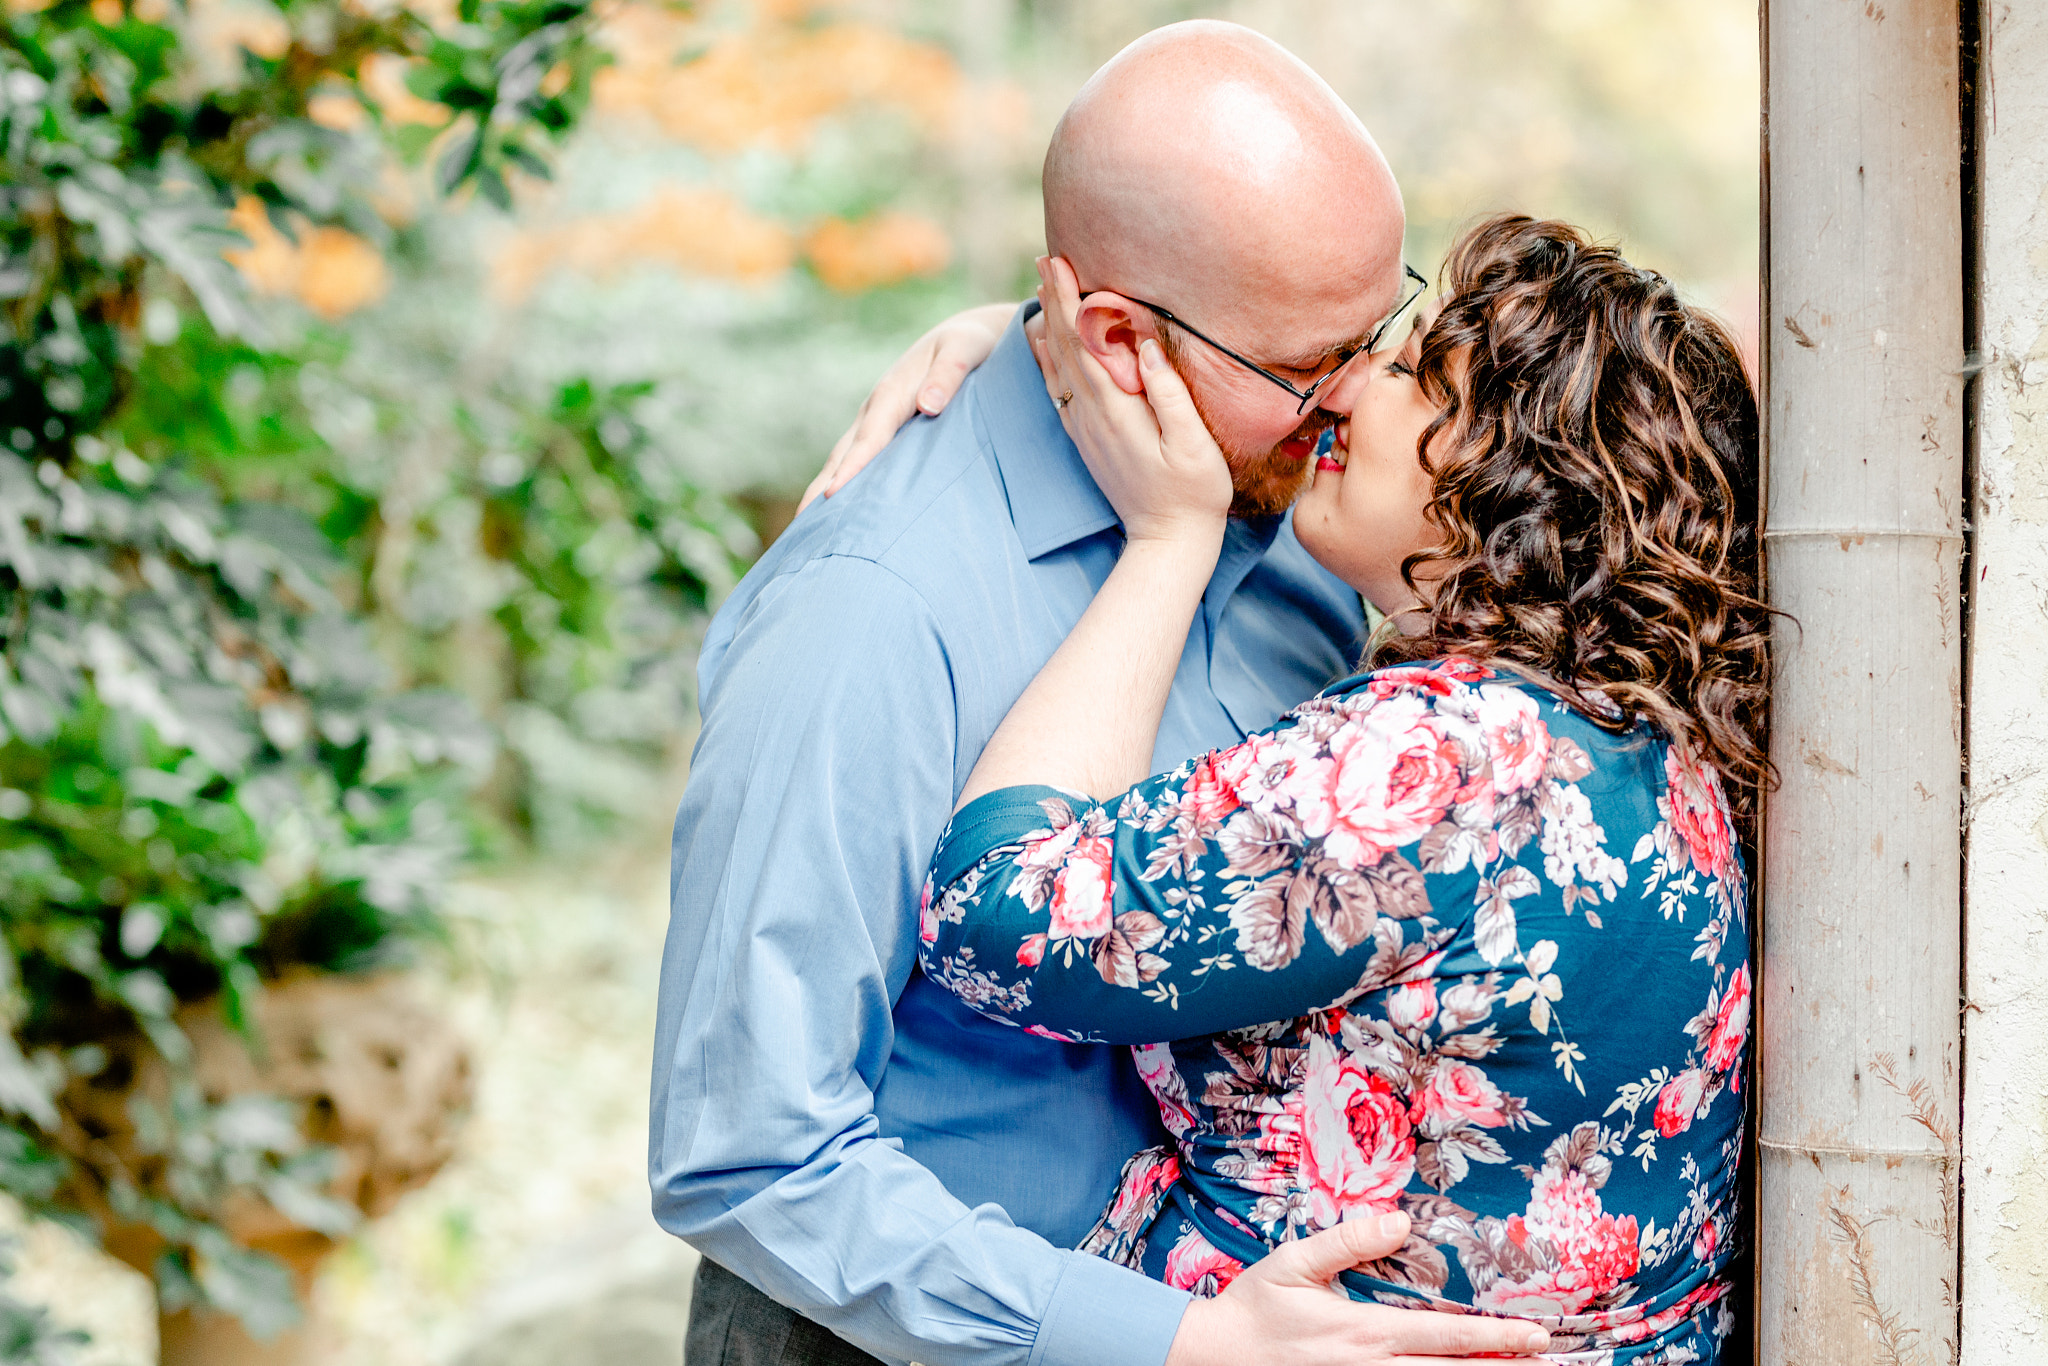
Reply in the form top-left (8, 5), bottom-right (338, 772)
top-left (1266, 655), bottom-right (1716, 875)
top-left (1308, 657), bottom-right (1662, 760)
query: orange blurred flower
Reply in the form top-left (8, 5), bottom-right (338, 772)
top-left (491, 186), bottom-right (799, 302)
top-left (307, 91), bottom-right (368, 131)
top-left (359, 53), bottom-right (454, 127)
top-left (595, 5), bottom-right (962, 153)
top-left (804, 212), bottom-right (951, 294)
top-left (224, 198), bottom-right (390, 319)
top-left (295, 229), bottom-right (391, 319)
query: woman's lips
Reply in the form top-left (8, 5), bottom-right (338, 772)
top-left (1316, 455), bottom-right (1345, 473)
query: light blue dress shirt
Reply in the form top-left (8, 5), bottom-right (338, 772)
top-left (650, 306), bottom-right (1367, 1366)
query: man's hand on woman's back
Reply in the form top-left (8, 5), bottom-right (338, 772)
top-left (1168, 1214), bottom-right (1550, 1366)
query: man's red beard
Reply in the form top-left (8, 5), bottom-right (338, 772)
top-left (1181, 385), bottom-right (1330, 518)
top-left (1224, 438), bottom-right (1322, 517)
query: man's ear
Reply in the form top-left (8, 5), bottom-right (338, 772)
top-left (1073, 294), bottom-right (1157, 397)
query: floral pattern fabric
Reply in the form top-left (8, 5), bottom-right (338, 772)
top-left (920, 659), bottom-right (1750, 1363)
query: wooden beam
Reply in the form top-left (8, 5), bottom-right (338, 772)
top-left (1758, 0), bottom-right (1965, 1362)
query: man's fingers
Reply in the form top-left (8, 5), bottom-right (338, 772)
top-left (1377, 1313), bottom-right (1552, 1361)
top-left (1361, 1299), bottom-right (1550, 1360)
top-left (1264, 1213), bottom-right (1412, 1285)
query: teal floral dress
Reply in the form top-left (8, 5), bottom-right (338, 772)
top-left (919, 659), bottom-right (1750, 1364)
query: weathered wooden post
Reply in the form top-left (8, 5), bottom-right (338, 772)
top-left (1960, 1), bottom-right (2048, 1358)
top-left (1757, 1), bottom-right (1966, 1362)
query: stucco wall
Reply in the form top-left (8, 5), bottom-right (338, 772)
top-left (1962, 2), bottom-right (2048, 1357)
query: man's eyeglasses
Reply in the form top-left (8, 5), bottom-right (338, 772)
top-left (1121, 264), bottom-right (1431, 415)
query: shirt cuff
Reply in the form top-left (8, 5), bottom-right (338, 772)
top-left (1027, 1250), bottom-right (1192, 1366)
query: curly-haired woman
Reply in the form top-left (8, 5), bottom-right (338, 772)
top-left (834, 215), bottom-right (1767, 1362)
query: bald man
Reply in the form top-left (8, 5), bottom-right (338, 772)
top-left (652, 22), bottom-right (1546, 1366)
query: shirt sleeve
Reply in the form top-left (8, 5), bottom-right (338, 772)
top-left (919, 682), bottom-right (1452, 1045)
top-left (650, 554), bottom-right (1190, 1366)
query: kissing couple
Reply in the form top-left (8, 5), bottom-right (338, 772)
top-left (654, 19), bottom-right (1763, 1366)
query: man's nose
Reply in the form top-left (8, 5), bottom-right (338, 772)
top-left (1315, 354), bottom-right (1376, 419)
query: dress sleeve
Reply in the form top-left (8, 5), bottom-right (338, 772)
top-left (919, 678), bottom-right (1458, 1044)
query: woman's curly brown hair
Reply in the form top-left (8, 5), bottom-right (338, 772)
top-left (1376, 214), bottom-right (1773, 820)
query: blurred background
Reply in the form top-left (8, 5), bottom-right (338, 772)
top-left (0, 0), bottom-right (1756, 1362)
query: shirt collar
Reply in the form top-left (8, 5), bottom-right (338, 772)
top-left (975, 301), bottom-right (1286, 574)
top-left (974, 301), bottom-right (1121, 560)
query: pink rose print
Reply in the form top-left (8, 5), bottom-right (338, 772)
top-left (1386, 979), bottom-right (1439, 1032)
top-left (1182, 751), bottom-right (1244, 825)
top-left (1290, 696), bottom-right (1463, 867)
top-left (1101, 1149), bottom-right (1181, 1231)
top-left (1162, 1226), bottom-right (1245, 1296)
top-left (1413, 1058), bottom-right (1509, 1129)
top-left (1693, 1215), bottom-right (1720, 1262)
top-left (1664, 749), bottom-right (1736, 882)
top-left (1474, 1164), bottom-right (1641, 1318)
top-left (1366, 658), bottom-right (1490, 699)
top-left (918, 879), bottom-right (938, 946)
top-left (1136, 1042), bottom-right (1199, 1140)
top-left (1015, 934), bottom-right (1046, 967)
top-left (1610, 1281), bottom-right (1729, 1347)
top-left (1046, 835), bottom-right (1115, 940)
top-left (1209, 732), bottom-right (1295, 812)
top-left (1477, 685), bottom-right (1551, 794)
top-left (1300, 1036), bottom-right (1417, 1226)
top-left (1654, 1067), bottom-right (1709, 1138)
top-left (1017, 819), bottom-right (1083, 877)
top-left (1705, 964), bottom-right (1751, 1075)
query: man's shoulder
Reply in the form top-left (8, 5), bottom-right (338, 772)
top-left (764, 394), bottom-right (1023, 583)
top-left (701, 390), bottom-right (1034, 677)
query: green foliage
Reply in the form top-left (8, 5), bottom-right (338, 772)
top-left (0, 0), bottom-right (740, 1349)
top-left (0, 438), bottom-right (483, 1342)
top-left (117, 298), bottom-right (756, 846)
top-left (0, 1239), bottom-right (87, 1366)
top-left (406, 0), bottom-right (606, 208)
top-left (0, 0), bottom-right (607, 457)
top-left (451, 374), bottom-right (757, 842)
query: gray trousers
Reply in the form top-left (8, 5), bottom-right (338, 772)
top-left (685, 1258), bottom-right (888, 1366)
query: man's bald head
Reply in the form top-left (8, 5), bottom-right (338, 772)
top-left (1044, 21), bottom-right (1403, 354)
top-left (1039, 22), bottom-right (1406, 516)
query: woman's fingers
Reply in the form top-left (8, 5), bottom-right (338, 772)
top-left (800, 301), bottom-right (1017, 513)
top-left (921, 326), bottom-right (988, 415)
top-left (1040, 256), bottom-right (1093, 386)
top-left (799, 343), bottom-right (931, 512)
top-left (1135, 339), bottom-right (1204, 446)
top-left (799, 408), bottom-right (870, 513)
top-left (1033, 335), bottom-right (1069, 411)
